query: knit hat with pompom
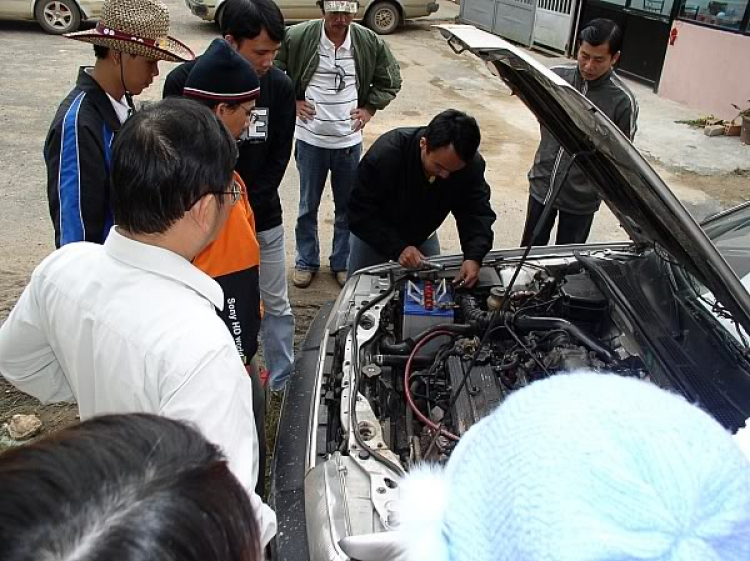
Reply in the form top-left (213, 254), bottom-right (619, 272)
top-left (397, 373), bottom-right (750, 561)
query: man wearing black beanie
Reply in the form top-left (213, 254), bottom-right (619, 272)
top-left (182, 38), bottom-right (276, 546)
top-left (165, 0), bottom-right (296, 394)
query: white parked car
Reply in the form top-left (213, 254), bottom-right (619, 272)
top-left (184, 0), bottom-right (439, 35)
top-left (0, 0), bottom-right (103, 33)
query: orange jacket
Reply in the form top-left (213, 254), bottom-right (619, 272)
top-left (193, 172), bottom-right (261, 365)
top-left (194, 172), bottom-right (260, 277)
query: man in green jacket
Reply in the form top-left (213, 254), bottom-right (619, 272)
top-left (275, 0), bottom-right (401, 289)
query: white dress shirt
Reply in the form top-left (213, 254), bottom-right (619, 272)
top-left (295, 24), bottom-right (361, 149)
top-left (106, 92), bottom-right (131, 124)
top-left (0, 228), bottom-right (277, 546)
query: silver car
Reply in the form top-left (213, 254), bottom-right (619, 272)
top-left (0, 0), bottom-right (103, 33)
top-left (184, 0), bottom-right (439, 35)
top-left (270, 24), bottom-right (750, 561)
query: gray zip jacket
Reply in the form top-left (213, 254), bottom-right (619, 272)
top-left (528, 65), bottom-right (639, 215)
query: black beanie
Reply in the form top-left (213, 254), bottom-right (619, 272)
top-left (184, 38), bottom-right (260, 102)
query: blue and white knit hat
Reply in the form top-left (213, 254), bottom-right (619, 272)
top-left (397, 373), bottom-right (750, 561)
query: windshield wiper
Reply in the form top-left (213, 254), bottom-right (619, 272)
top-left (670, 253), bottom-right (750, 352)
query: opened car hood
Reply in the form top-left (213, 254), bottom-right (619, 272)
top-left (437, 24), bottom-right (750, 337)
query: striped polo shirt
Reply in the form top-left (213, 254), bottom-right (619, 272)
top-left (295, 24), bottom-right (361, 149)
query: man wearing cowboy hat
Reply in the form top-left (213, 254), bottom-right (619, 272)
top-left (44, 0), bottom-right (193, 249)
top-left (275, 0), bottom-right (401, 289)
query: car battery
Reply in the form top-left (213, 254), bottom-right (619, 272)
top-left (402, 278), bottom-right (455, 357)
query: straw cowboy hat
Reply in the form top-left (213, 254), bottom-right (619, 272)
top-left (65, 0), bottom-right (194, 63)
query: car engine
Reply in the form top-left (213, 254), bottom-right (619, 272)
top-left (324, 259), bottom-right (650, 467)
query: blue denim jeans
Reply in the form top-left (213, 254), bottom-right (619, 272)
top-left (256, 224), bottom-right (295, 391)
top-left (347, 233), bottom-right (441, 277)
top-left (294, 139), bottom-right (362, 273)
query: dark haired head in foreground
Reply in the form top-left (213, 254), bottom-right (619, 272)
top-left (111, 97), bottom-right (238, 244)
top-left (0, 414), bottom-right (260, 561)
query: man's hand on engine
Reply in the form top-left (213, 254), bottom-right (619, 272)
top-left (453, 260), bottom-right (481, 288)
top-left (399, 246), bottom-right (426, 269)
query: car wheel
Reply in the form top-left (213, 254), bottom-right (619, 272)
top-left (34, 0), bottom-right (81, 34)
top-left (215, 3), bottom-right (225, 29)
top-left (364, 1), bottom-right (400, 35)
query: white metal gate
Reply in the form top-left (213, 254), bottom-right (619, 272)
top-left (532, 0), bottom-right (576, 52)
top-left (460, 0), bottom-right (497, 31)
top-left (492, 0), bottom-right (536, 46)
top-left (460, 0), bottom-right (578, 53)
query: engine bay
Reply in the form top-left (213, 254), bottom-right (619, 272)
top-left (323, 258), bottom-right (652, 469)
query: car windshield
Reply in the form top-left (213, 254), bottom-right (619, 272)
top-left (704, 202), bottom-right (750, 280)
top-left (679, 203), bottom-right (750, 348)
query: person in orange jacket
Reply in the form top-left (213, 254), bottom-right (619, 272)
top-left (183, 38), bottom-right (268, 495)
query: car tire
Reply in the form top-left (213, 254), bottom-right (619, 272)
top-left (364, 1), bottom-right (400, 35)
top-left (215, 3), bottom-right (225, 29)
top-left (34, 0), bottom-right (81, 34)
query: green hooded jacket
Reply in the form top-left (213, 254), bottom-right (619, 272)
top-left (274, 19), bottom-right (402, 114)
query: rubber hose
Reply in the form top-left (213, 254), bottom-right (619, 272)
top-left (374, 354), bottom-right (434, 367)
top-left (457, 294), bottom-right (510, 331)
top-left (513, 315), bottom-right (614, 363)
top-left (379, 323), bottom-right (476, 355)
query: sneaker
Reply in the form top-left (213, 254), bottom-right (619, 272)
top-left (335, 271), bottom-right (348, 288)
top-left (293, 269), bottom-right (313, 288)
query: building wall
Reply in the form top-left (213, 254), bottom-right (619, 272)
top-left (659, 21), bottom-right (750, 120)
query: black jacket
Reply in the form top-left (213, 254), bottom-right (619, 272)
top-left (529, 65), bottom-right (639, 215)
top-left (45, 67), bottom-right (122, 248)
top-left (349, 127), bottom-right (496, 263)
top-left (164, 61), bottom-right (296, 232)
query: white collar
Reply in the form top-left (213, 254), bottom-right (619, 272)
top-left (321, 21), bottom-right (352, 51)
top-left (104, 228), bottom-right (225, 310)
top-left (106, 92), bottom-right (131, 124)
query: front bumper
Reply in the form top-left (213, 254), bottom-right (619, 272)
top-left (271, 301), bottom-right (336, 561)
top-left (184, 0), bottom-right (216, 20)
top-left (78, 0), bottom-right (103, 19)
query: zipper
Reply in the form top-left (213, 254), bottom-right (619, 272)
top-left (544, 74), bottom-right (588, 204)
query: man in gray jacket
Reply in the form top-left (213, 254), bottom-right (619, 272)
top-left (521, 18), bottom-right (638, 246)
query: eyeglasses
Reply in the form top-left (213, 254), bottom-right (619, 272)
top-left (223, 180), bottom-right (242, 205)
top-left (239, 103), bottom-right (256, 123)
top-left (334, 64), bottom-right (346, 93)
top-left (190, 180), bottom-right (242, 208)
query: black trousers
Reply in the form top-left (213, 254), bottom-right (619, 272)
top-left (520, 195), bottom-right (595, 246)
top-left (247, 360), bottom-right (267, 498)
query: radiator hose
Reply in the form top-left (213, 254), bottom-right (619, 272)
top-left (379, 323), bottom-right (476, 355)
top-left (457, 294), bottom-right (509, 331)
top-left (457, 294), bottom-right (613, 363)
top-left (514, 316), bottom-right (614, 363)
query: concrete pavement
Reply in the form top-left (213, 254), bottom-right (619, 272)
top-left (455, 18), bottom-right (750, 174)
top-left (0, 3), bottom-right (747, 288)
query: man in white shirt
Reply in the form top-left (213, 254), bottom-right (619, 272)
top-left (275, 0), bottom-right (401, 288)
top-left (0, 98), bottom-right (276, 547)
